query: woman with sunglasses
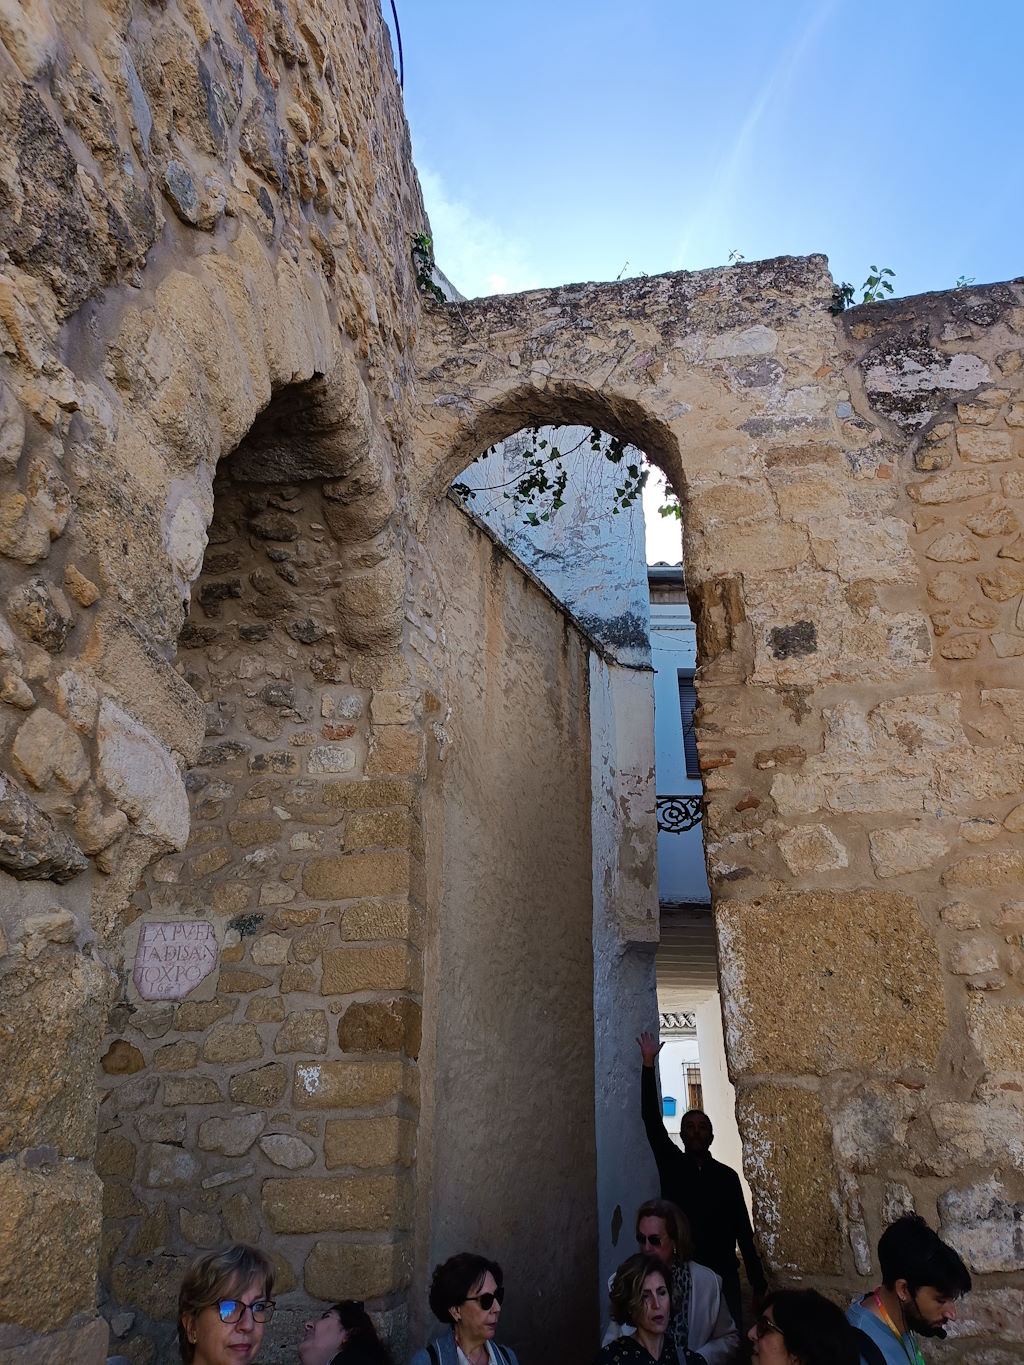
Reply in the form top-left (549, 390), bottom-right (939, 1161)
top-left (410, 1253), bottom-right (518, 1365)
top-left (298, 1300), bottom-right (393, 1365)
top-left (749, 1291), bottom-right (859, 1365)
top-left (178, 1243), bottom-right (275, 1365)
top-left (593, 1253), bottom-right (675, 1364)
top-left (601, 1200), bottom-right (738, 1362)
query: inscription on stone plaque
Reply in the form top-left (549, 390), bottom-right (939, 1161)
top-left (133, 921), bottom-right (218, 1000)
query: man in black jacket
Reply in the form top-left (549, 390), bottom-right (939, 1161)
top-left (637, 1030), bottom-right (766, 1333)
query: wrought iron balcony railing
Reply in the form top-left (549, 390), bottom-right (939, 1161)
top-left (656, 794), bottom-right (704, 834)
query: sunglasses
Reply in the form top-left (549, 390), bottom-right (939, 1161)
top-left (754, 1314), bottom-right (783, 1340)
top-left (465, 1287), bottom-right (505, 1310)
top-left (637, 1233), bottom-right (664, 1247)
top-left (217, 1299), bottom-right (276, 1325)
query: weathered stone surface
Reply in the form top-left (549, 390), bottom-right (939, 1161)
top-left (717, 891), bottom-right (946, 1075)
top-left (259, 1133), bottom-right (315, 1169)
top-left (0, 771), bottom-right (87, 881)
top-left (142, 1142), bottom-right (197, 1188)
top-left (777, 823), bottom-right (848, 875)
top-left (738, 1085), bottom-right (841, 1273)
top-left (201, 1021), bottom-right (262, 1064)
top-left (101, 1039), bottom-right (144, 1075)
top-left (337, 998), bottom-right (421, 1055)
top-left (228, 1063), bottom-right (286, 1107)
top-left (274, 1008), bottom-right (328, 1054)
top-left (0, 952), bottom-right (108, 1156)
top-left (292, 1059), bottom-right (405, 1110)
top-left (302, 851), bottom-right (409, 900)
top-left (196, 1112), bottom-right (264, 1156)
top-left (868, 825), bottom-right (949, 878)
top-left (6, 578), bottom-right (73, 651)
top-left (304, 1239), bottom-right (412, 1300)
top-left (164, 1075), bottom-right (222, 1106)
top-left (939, 1179), bottom-right (1024, 1272)
top-left (321, 944), bottom-right (416, 995)
top-left (261, 1173), bottom-right (411, 1233)
top-left (323, 1116), bottom-right (416, 1169)
top-left (96, 699), bottom-right (189, 850)
top-left (967, 996), bottom-right (1024, 1072)
top-left (0, 1163), bottom-right (102, 1331)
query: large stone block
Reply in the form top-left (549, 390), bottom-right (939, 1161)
top-left (302, 851), bottom-right (409, 901)
top-left (0, 1162), bottom-right (102, 1330)
top-left (717, 891), bottom-right (945, 1075)
top-left (938, 1178), bottom-right (1024, 1272)
top-left (321, 945), bottom-right (417, 995)
top-left (338, 998), bottom-right (421, 1055)
top-left (292, 1059), bottom-right (404, 1110)
top-left (96, 699), bottom-right (189, 850)
top-left (0, 951), bottom-right (109, 1156)
top-left (261, 1173), bottom-right (411, 1233)
top-left (737, 1084), bottom-right (841, 1273)
top-left (323, 1116), bottom-right (416, 1169)
top-left (967, 996), bottom-right (1024, 1072)
top-left (303, 1238), bottom-right (412, 1300)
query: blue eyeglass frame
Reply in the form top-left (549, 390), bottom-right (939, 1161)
top-left (216, 1298), bottom-right (276, 1324)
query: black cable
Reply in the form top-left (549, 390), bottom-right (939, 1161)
top-left (389, 0), bottom-right (404, 88)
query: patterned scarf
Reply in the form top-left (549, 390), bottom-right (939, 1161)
top-left (666, 1259), bottom-right (692, 1362)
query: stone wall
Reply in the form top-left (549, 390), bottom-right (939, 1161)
top-left (417, 495), bottom-right (598, 1361)
top-left (0, 0), bottom-right (425, 1356)
top-left (411, 264), bottom-right (1024, 1359)
top-left (97, 469), bottom-right (423, 1363)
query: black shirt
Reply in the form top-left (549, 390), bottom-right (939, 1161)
top-left (640, 1066), bottom-right (766, 1292)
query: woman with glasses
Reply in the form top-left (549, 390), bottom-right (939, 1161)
top-left (592, 1253), bottom-right (675, 1363)
top-left (602, 1200), bottom-right (739, 1362)
top-left (178, 1243), bottom-right (275, 1365)
top-left (410, 1253), bottom-right (518, 1365)
top-left (749, 1291), bottom-right (859, 1365)
top-left (298, 1300), bottom-right (393, 1365)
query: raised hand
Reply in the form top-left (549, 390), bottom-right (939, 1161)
top-left (636, 1030), bottom-right (664, 1067)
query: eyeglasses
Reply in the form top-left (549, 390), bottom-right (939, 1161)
top-left (637, 1233), bottom-right (664, 1247)
top-left (217, 1299), bottom-right (276, 1325)
top-left (465, 1287), bottom-right (505, 1310)
top-left (754, 1314), bottom-right (783, 1340)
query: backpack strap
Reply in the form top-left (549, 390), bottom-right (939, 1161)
top-left (854, 1328), bottom-right (889, 1365)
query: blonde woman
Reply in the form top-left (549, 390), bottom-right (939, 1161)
top-left (178, 1243), bottom-right (275, 1365)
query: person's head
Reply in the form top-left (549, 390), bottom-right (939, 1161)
top-left (635, 1198), bottom-right (693, 1266)
top-left (878, 1213), bottom-right (972, 1338)
top-left (428, 1254), bottom-right (504, 1343)
top-left (298, 1301), bottom-right (391, 1365)
top-left (608, 1253), bottom-right (672, 1336)
top-left (680, 1109), bottom-right (714, 1157)
top-left (748, 1290), bottom-right (859, 1365)
top-left (178, 1244), bottom-right (275, 1365)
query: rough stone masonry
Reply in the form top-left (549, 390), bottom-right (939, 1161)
top-left (0, 0), bottom-right (1022, 1360)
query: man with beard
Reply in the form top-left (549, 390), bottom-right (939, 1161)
top-left (846, 1214), bottom-right (972, 1365)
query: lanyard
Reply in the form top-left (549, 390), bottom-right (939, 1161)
top-left (872, 1292), bottom-right (926, 1365)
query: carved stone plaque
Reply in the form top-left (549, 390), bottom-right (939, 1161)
top-left (133, 921), bottom-right (218, 1000)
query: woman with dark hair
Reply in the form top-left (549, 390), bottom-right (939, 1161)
top-left (592, 1254), bottom-right (675, 1364)
top-left (177, 1243), bottom-right (275, 1365)
top-left (410, 1252), bottom-right (519, 1365)
top-left (602, 1200), bottom-right (738, 1362)
top-left (749, 1291), bottom-right (859, 1365)
top-left (298, 1301), bottom-right (393, 1365)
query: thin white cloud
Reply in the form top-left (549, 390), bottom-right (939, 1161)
top-left (676, 0), bottom-right (840, 266)
top-left (417, 163), bottom-right (541, 299)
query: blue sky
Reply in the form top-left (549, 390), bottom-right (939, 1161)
top-left (390, 0), bottom-right (1023, 559)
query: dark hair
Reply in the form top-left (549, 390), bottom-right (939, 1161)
top-left (608, 1254), bottom-right (672, 1328)
top-left (177, 1244), bottom-right (274, 1363)
top-left (428, 1253), bottom-right (503, 1325)
top-left (764, 1290), bottom-right (859, 1365)
top-left (878, 1214), bottom-right (972, 1297)
top-left (636, 1199), bottom-right (694, 1262)
top-left (328, 1301), bottom-right (393, 1364)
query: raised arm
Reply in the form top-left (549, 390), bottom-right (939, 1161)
top-left (637, 1030), bottom-right (679, 1171)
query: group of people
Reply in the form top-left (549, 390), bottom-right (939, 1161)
top-left (172, 1037), bottom-right (973, 1365)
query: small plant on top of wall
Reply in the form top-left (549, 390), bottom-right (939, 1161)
top-left (411, 231), bottom-right (446, 303)
top-left (830, 264), bottom-right (896, 313)
top-left (452, 428), bottom-right (650, 526)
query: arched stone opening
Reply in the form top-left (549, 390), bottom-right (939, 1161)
top-left (409, 400), bottom-right (712, 1362)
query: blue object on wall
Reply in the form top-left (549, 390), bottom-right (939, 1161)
top-left (662, 1096), bottom-right (676, 1117)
